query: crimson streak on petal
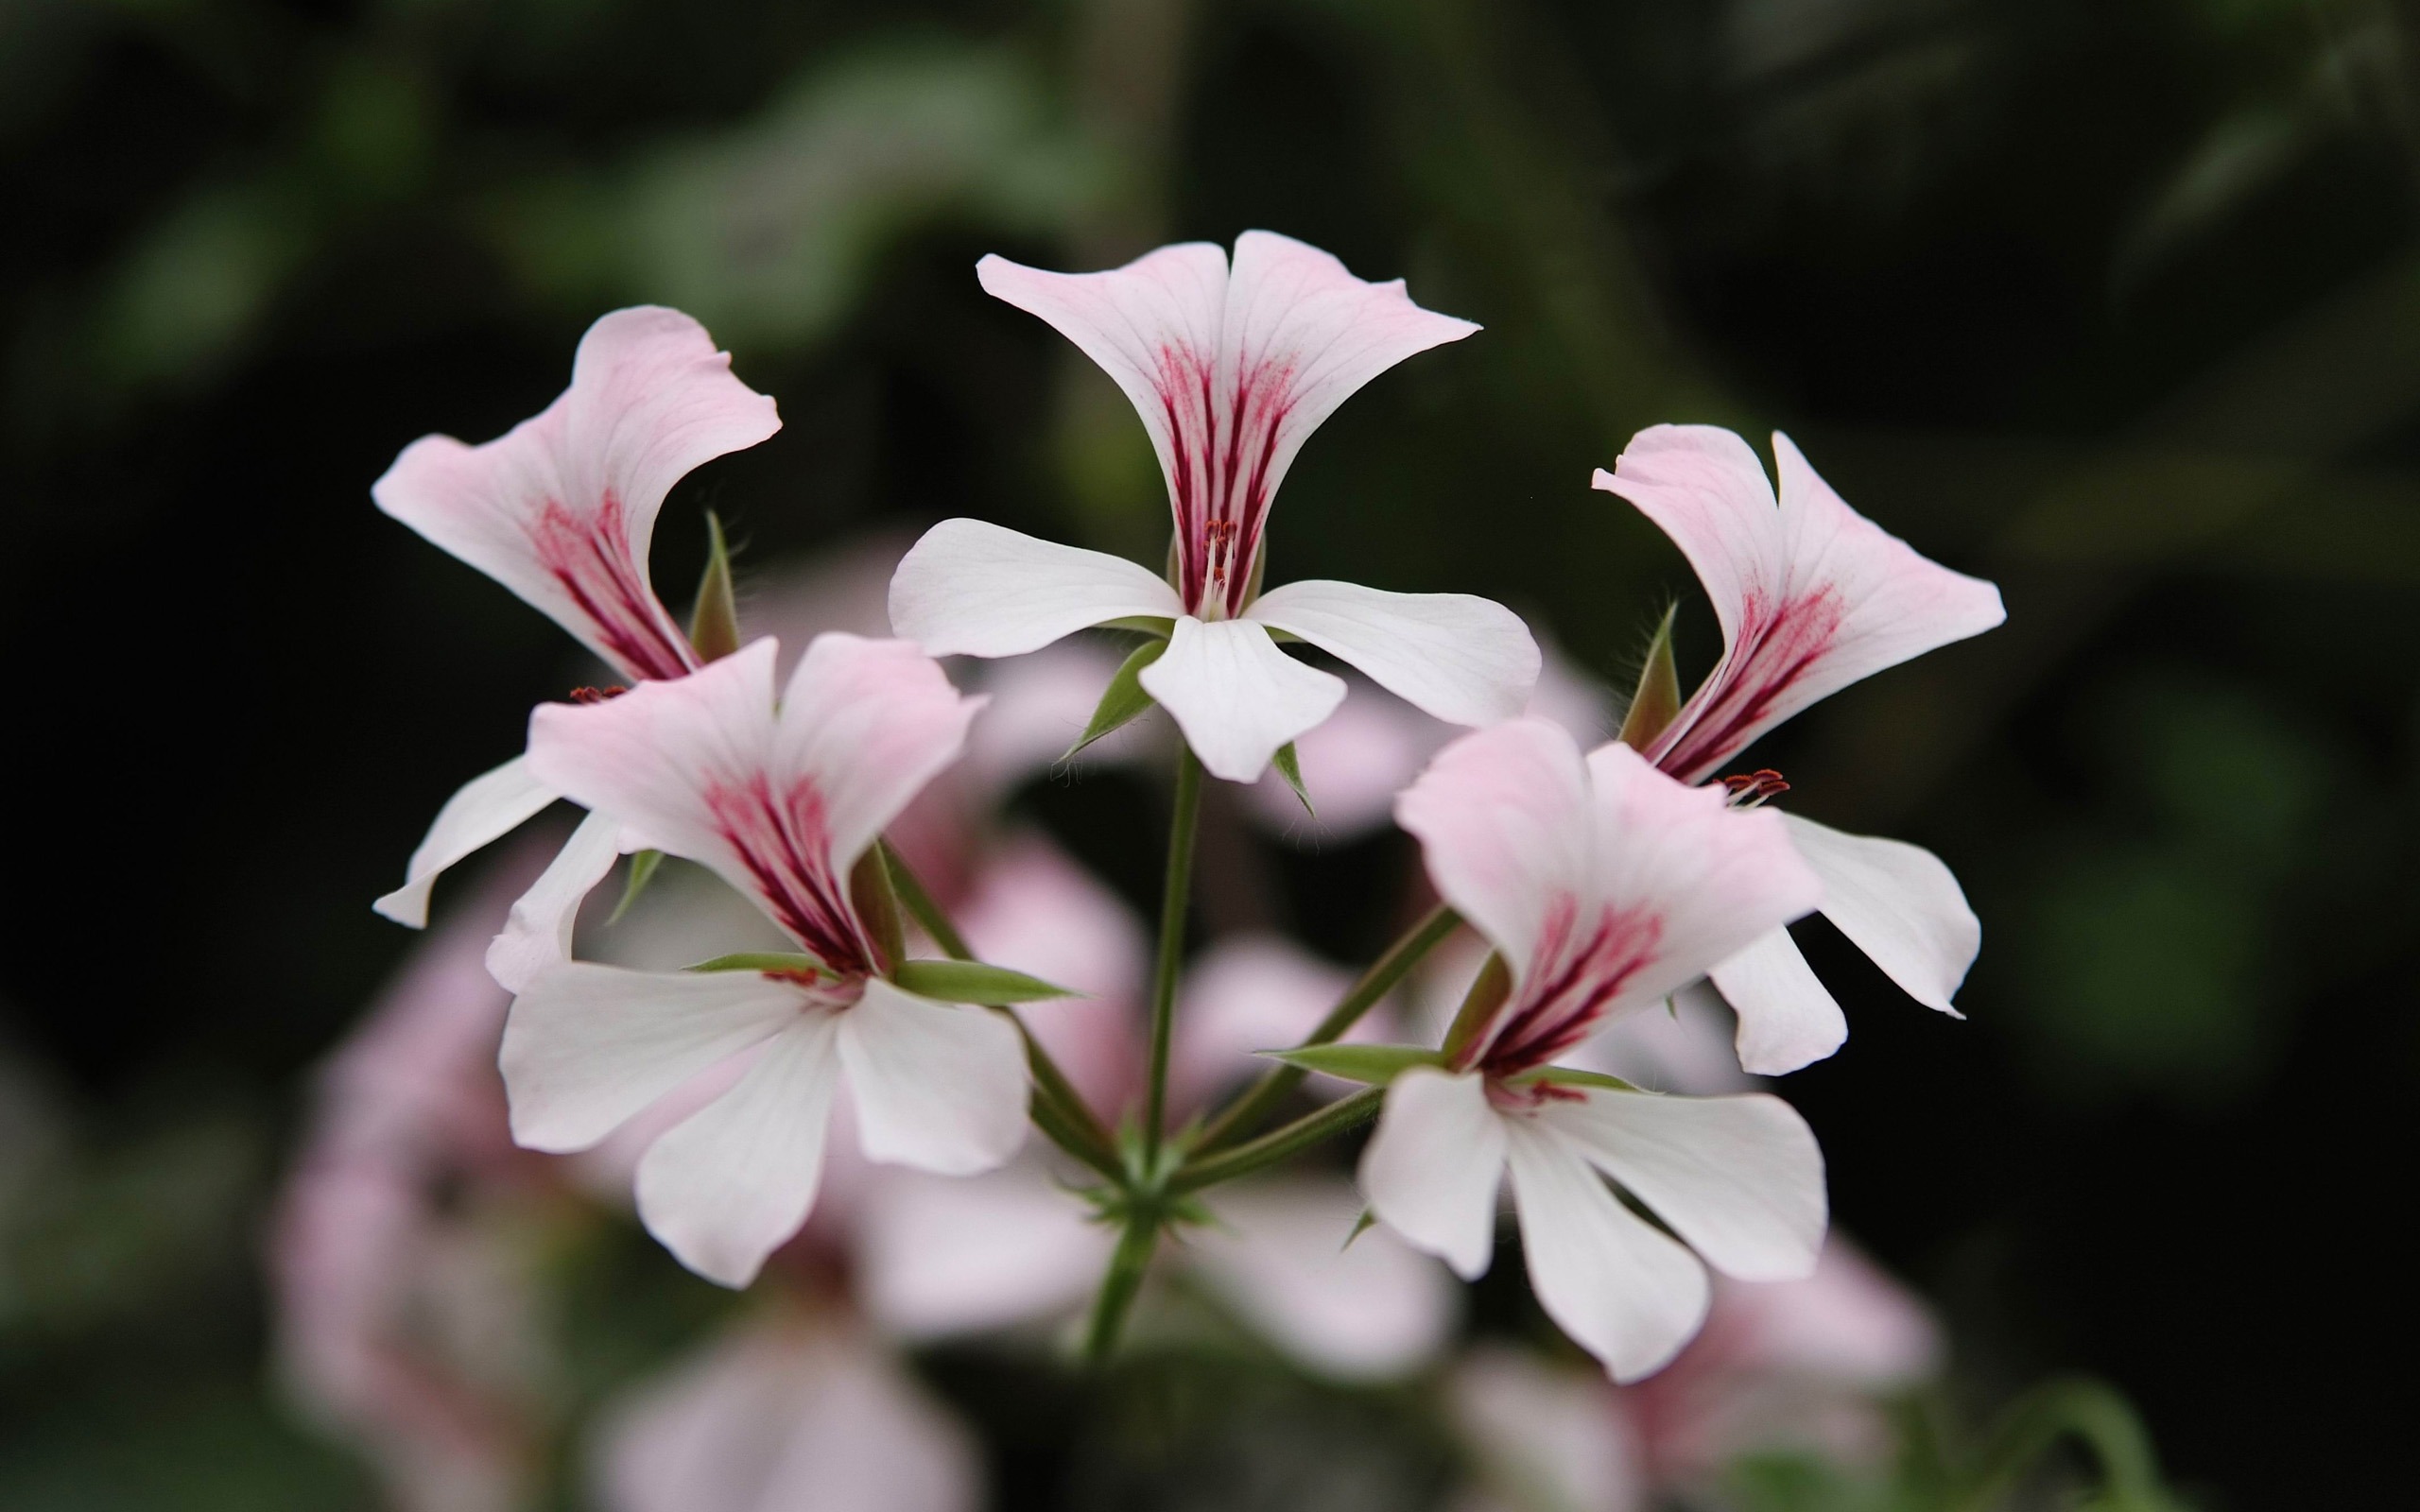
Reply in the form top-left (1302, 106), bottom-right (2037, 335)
top-left (530, 492), bottom-right (699, 683)
top-left (703, 775), bottom-right (873, 978)
top-left (1651, 584), bottom-right (1844, 784)
top-left (1469, 897), bottom-right (1665, 1077)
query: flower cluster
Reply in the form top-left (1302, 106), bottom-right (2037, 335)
top-left (361, 230), bottom-right (2002, 1407)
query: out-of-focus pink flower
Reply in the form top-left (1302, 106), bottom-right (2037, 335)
top-left (892, 232), bottom-right (1537, 782)
top-left (371, 308), bottom-right (779, 928)
top-left (593, 1309), bottom-right (980, 1512)
top-left (1595, 426), bottom-right (2004, 1074)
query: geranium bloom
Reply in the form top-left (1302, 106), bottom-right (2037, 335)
top-left (889, 232), bottom-right (1541, 782)
top-left (1362, 721), bottom-right (1827, 1382)
top-left (371, 306), bottom-right (780, 927)
top-left (1594, 427), bottom-right (2006, 1074)
top-left (501, 634), bottom-right (1027, 1287)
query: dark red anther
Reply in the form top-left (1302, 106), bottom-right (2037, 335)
top-left (1719, 768), bottom-right (1791, 807)
top-left (569, 684), bottom-right (630, 705)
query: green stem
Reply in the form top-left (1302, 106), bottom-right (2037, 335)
top-left (1140, 748), bottom-right (1202, 1170)
top-left (1947, 1377), bottom-right (2177, 1512)
top-left (1011, 1012), bottom-right (1121, 1178)
top-left (1190, 904), bottom-right (1460, 1154)
top-left (1082, 1213), bottom-right (1161, 1363)
top-left (1171, 1086), bottom-right (1385, 1194)
top-left (880, 839), bottom-right (971, 960)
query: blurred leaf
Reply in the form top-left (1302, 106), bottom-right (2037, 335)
top-left (1258, 1043), bottom-right (1443, 1084)
top-left (94, 180), bottom-right (312, 388)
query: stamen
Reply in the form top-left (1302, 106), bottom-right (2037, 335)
top-left (569, 685), bottom-right (630, 704)
top-left (1720, 768), bottom-right (1790, 808)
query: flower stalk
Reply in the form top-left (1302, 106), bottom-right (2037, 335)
top-left (1170, 1085), bottom-right (1385, 1195)
top-left (1140, 747), bottom-right (1203, 1170)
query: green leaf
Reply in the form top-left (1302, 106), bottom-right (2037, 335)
top-left (1519, 1065), bottom-right (1644, 1094)
top-left (1616, 601), bottom-right (1682, 749)
top-left (687, 952), bottom-right (824, 974)
top-left (891, 958), bottom-right (1080, 1005)
top-left (1259, 1042), bottom-right (1445, 1085)
top-left (1063, 636), bottom-right (1167, 759)
top-left (607, 849), bottom-right (664, 923)
top-left (1271, 741), bottom-right (1313, 816)
top-left (687, 510), bottom-right (741, 662)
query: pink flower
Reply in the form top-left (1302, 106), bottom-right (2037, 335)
top-left (1361, 721), bottom-right (1827, 1382)
top-left (1594, 427), bottom-right (2006, 1073)
top-left (502, 635), bottom-right (1027, 1288)
top-left (890, 232), bottom-right (1539, 783)
top-left (371, 307), bottom-right (779, 928)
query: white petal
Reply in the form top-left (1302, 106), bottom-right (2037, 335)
top-left (1445, 1349), bottom-right (1644, 1512)
top-left (373, 755), bottom-right (557, 926)
top-left (498, 961), bottom-right (802, 1152)
top-left (635, 1016), bottom-right (842, 1287)
top-left (1246, 578), bottom-right (1538, 728)
top-left (1136, 616), bottom-right (1345, 782)
top-left (1392, 719), bottom-right (1593, 977)
top-left (1708, 928), bottom-right (1848, 1076)
top-left (485, 811), bottom-right (624, 994)
top-left (773, 633), bottom-right (986, 873)
top-left (888, 519), bottom-right (1182, 658)
top-left (838, 979), bottom-right (1028, 1176)
top-left (1358, 1068), bottom-right (1506, 1280)
top-left (1537, 1089), bottom-right (1826, 1282)
top-left (855, 1161), bottom-right (1111, 1340)
top-left (1504, 1121), bottom-right (1709, 1383)
top-left (1189, 1177), bottom-right (1461, 1380)
top-left (1172, 935), bottom-right (1357, 1113)
top-left (1784, 813), bottom-right (1979, 1017)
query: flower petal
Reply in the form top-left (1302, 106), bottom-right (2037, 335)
top-left (773, 632), bottom-right (987, 873)
top-left (1246, 578), bottom-right (1539, 728)
top-left (1359, 1068), bottom-right (1506, 1280)
top-left (1393, 718), bottom-right (1593, 982)
top-left (1593, 426), bottom-right (2004, 782)
top-left (855, 1161), bottom-right (1111, 1341)
top-left (485, 811), bottom-right (624, 994)
top-left (498, 961), bottom-right (802, 1152)
top-left (634, 1015), bottom-right (842, 1287)
top-left (1537, 1089), bottom-right (1826, 1282)
top-left (1784, 813), bottom-right (1979, 1018)
top-left (1707, 928), bottom-right (1849, 1076)
top-left (838, 978), bottom-right (1028, 1176)
top-left (372, 755), bottom-right (558, 926)
top-left (1189, 1177), bottom-right (1461, 1381)
top-left (888, 519), bottom-right (1183, 657)
top-left (372, 307), bottom-right (776, 682)
top-left (1504, 1120), bottom-right (1709, 1383)
top-left (1136, 616), bottom-right (1345, 782)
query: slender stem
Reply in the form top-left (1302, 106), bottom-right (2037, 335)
top-left (1082, 1214), bottom-right (1161, 1363)
top-left (1191, 904), bottom-right (1460, 1154)
top-left (1171, 1086), bottom-right (1385, 1194)
top-left (880, 839), bottom-right (971, 960)
top-left (1011, 1012), bottom-right (1121, 1177)
top-left (1141, 747), bottom-right (1202, 1169)
top-left (1946, 1377), bottom-right (2178, 1512)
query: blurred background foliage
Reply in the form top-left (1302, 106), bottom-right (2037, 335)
top-left (4, 0), bottom-right (2418, 1504)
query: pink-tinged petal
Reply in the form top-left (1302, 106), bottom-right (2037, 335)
top-left (956, 834), bottom-right (1148, 1115)
top-left (1505, 1121), bottom-right (1710, 1383)
top-left (1708, 929), bottom-right (1847, 1076)
top-left (373, 756), bottom-right (558, 927)
top-left (772, 633), bottom-right (985, 876)
top-left (498, 961), bottom-right (802, 1153)
top-left (1567, 982), bottom-right (1753, 1096)
top-left (856, 1161), bottom-right (1111, 1340)
top-left (1172, 936), bottom-right (1357, 1114)
top-left (1136, 616), bottom-right (1345, 782)
top-left (484, 811), bottom-right (623, 994)
top-left (373, 307), bottom-right (777, 682)
top-left (888, 519), bottom-right (1184, 658)
top-left (1188, 1177), bottom-right (1461, 1381)
top-left (1593, 427), bottom-right (2004, 782)
top-left (1394, 719), bottom-right (1593, 987)
top-left (837, 979), bottom-right (1028, 1176)
top-left (634, 1016), bottom-right (842, 1287)
top-left (1359, 1068), bottom-right (1506, 1280)
top-left (1447, 1348), bottom-right (1646, 1512)
top-left (1784, 813), bottom-right (1979, 1018)
top-left (1537, 1090), bottom-right (1826, 1282)
top-left (1247, 673), bottom-right (1449, 838)
top-left (1714, 1239), bottom-right (1942, 1389)
top-left (595, 1315), bottom-right (980, 1512)
top-left (1246, 578), bottom-right (1539, 728)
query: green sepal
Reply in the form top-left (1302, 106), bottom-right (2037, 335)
top-left (891, 958), bottom-right (1081, 1005)
top-left (1271, 742), bottom-right (1313, 816)
top-left (1341, 1207), bottom-right (1380, 1250)
top-left (687, 510), bottom-right (741, 663)
top-left (1098, 615), bottom-right (1176, 636)
top-left (607, 849), bottom-right (664, 924)
top-left (1441, 953), bottom-right (1512, 1060)
top-left (687, 951), bottom-right (824, 975)
top-left (1259, 1042), bottom-right (1445, 1085)
top-left (1516, 1065), bottom-right (1644, 1094)
top-left (849, 847), bottom-right (907, 973)
top-left (1064, 637), bottom-right (1167, 759)
top-left (1616, 601), bottom-right (1682, 750)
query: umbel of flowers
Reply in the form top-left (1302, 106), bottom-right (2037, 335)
top-left (371, 232), bottom-right (2004, 1383)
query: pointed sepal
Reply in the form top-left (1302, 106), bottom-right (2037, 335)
top-left (1257, 1042), bottom-right (1446, 1085)
top-left (1063, 636), bottom-right (1167, 759)
top-left (607, 849), bottom-right (664, 923)
top-left (890, 958), bottom-right (1082, 1005)
top-left (1616, 601), bottom-right (1682, 750)
top-left (1272, 742), bottom-right (1314, 816)
top-left (849, 845), bottom-right (908, 975)
top-left (1440, 952), bottom-right (1512, 1061)
top-left (686, 510), bottom-right (741, 663)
